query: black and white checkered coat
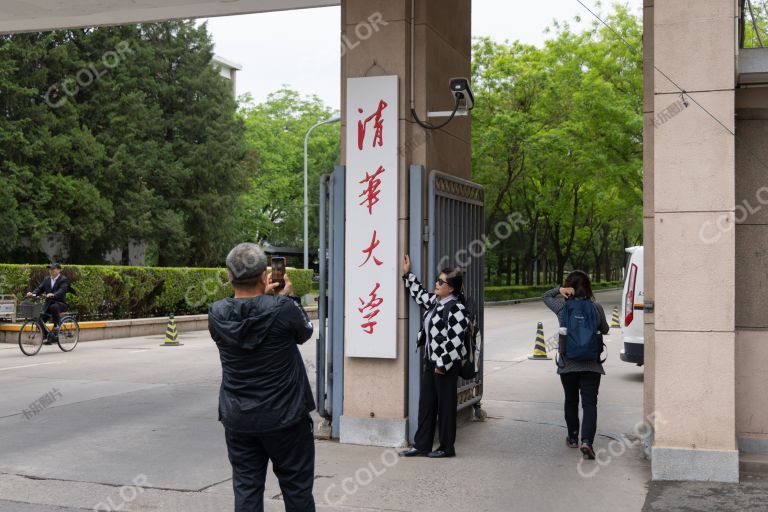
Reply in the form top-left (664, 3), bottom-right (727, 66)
top-left (402, 272), bottom-right (468, 371)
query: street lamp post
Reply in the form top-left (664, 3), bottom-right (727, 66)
top-left (533, 204), bottom-right (538, 286)
top-left (304, 116), bottom-right (340, 269)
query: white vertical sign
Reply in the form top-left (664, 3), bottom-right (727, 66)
top-left (345, 76), bottom-right (399, 359)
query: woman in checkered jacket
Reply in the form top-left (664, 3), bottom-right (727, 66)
top-left (398, 254), bottom-right (469, 459)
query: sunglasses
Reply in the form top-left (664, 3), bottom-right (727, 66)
top-left (436, 278), bottom-right (447, 286)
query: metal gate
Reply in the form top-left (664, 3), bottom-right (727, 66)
top-left (319, 165), bottom-right (484, 443)
top-left (317, 166), bottom-right (345, 439)
top-left (408, 166), bottom-right (485, 442)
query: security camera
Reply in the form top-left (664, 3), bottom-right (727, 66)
top-left (413, 77), bottom-right (474, 127)
top-left (450, 77), bottom-right (474, 111)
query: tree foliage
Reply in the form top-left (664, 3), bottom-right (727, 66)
top-left (471, 4), bottom-right (643, 284)
top-left (236, 88), bottom-right (340, 254)
top-left (0, 21), bottom-right (247, 266)
top-left (743, 0), bottom-right (768, 48)
top-left (0, 6), bottom-right (643, 283)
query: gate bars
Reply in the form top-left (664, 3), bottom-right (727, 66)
top-left (408, 165), bottom-right (485, 442)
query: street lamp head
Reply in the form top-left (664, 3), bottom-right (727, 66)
top-left (303, 115), bottom-right (341, 270)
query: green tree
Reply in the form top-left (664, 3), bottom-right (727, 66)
top-left (743, 0), bottom-right (768, 48)
top-left (0, 31), bottom-right (113, 260)
top-left (0, 21), bottom-right (247, 266)
top-left (75, 21), bottom-right (248, 265)
top-left (471, 3), bottom-right (643, 284)
top-left (236, 88), bottom-right (340, 256)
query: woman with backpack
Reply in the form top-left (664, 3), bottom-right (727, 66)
top-left (398, 254), bottom-right (469, 459)
top-left (543, 270), bottom-right (610, 460)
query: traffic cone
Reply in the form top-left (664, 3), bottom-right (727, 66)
top-left (528, 321), bottom-right (551, 360)
top-left (611, 306), bottom-right (620, 329)
top-left (160, 313), bottom-right (183, 346)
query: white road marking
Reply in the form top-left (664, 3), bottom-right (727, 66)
top-left (0, 361), bottom-right (65, 372)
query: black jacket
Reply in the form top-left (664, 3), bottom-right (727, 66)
top-left (208, 294), bottom-right (315, 433)
top-left (33, 275), bottom-right (69, 305)
top-left (402, 272), bottom-right (469, 371)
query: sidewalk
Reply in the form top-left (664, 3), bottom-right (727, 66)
top-left (0, 324), bottom-right (651, 511)
top-left (259, 325), bottom-right (651, 511)
top-left (251, 327), bottom-right (645, 511)
top-left (3, 295), bottom-right (767, 511)
top-left (643, 470), bottom-right (768, 512)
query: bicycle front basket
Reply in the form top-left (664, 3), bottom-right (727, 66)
top-left (19, 301), bottom-right (43, 319)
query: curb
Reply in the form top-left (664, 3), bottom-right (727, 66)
top-left (1, 307), bottom-right (319, 344)
top-left (740, 453), bottom-right (768, 473)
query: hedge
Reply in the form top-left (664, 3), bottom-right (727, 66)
top-left (0, 264), bottom-right (313, 321)
top-left (484, 281), bottom-right (624, 302)
top-left (309, 280), bottom-right (623, 302)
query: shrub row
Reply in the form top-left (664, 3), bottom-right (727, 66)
top-left (0, 264), bottom-right (313, 321)
top-left (308, 280), bottom-right (623, 302)
top-left (484, 281), bottom-right (624, 302)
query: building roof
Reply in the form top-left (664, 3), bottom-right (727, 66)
top-left (262, 244), bottom-right (303, 256)
top-left (0, 1), bottom-right (340, 34)
top-left (212, 55), bottom-right (243, 72)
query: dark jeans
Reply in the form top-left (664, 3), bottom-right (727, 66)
top-left (414, 362), bottom-right (460, 454)
top-left (225, 416), bottom-right (315, 512)
top-left (560, 372), bottom-right (601, 445)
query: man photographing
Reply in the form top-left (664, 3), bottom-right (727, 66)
top-left (26, 263), bottom-right (69, 344)
top-left (208, 243), bottom-right (316, 512)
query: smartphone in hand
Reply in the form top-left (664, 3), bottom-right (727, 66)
top-left (270, 257), bottom-right (286, 291)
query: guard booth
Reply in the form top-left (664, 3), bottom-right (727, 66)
top-left (0, 296), bottom-right (17, 322)
top-left (316, 164), bottom-right (485, 444)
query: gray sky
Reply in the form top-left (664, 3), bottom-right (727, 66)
top-left (203, 0), bottom-right (643, 110)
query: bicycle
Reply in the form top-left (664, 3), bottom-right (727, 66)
top-left (18, 296), bottom-right (80, 356)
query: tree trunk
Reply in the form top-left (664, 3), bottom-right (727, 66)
top-left (496, 255), bottom-right (504, 286)
top-left (597, 225), bottom-right (608, 282)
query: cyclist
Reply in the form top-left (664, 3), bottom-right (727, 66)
top-left (26, 263), bottom-right (70, 344)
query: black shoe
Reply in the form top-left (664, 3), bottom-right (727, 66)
top-left (398, 448), bottom-right (427, 458)
top-left (566, 436), bottom-right (579, 448)
top-left (427, 450), bottom-right (455, 458)
top-left (580, 442), bottom-right (596, 460)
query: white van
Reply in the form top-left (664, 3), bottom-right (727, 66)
top-left (619, 246), bottom-right (644, 366)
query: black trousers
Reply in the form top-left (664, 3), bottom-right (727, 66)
top-left (224, 416), bottom-right (315, 512)
top-left (414, 363), bottom-right (459, 454)
top-left (39, 302), bottom-right (67, 335)
top-left (560, 372), bottom-right (601, 444)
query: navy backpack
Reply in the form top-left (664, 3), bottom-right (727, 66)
top-left (560, 299), bottom-right (605, 363)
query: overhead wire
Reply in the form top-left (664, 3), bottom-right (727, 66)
top-left (747, 0), bottom-right (764, 47)
top-left (575, 0), bottom-right (768, 174)
top-left (760, 0), bottom-right (768, 45)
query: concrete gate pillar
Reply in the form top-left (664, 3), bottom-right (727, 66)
top-left (338, 0), bottom-right (471, 446)
top-left (642, 0), bottom-right (656, 447)
top-left (649, 0), bottom-right (738, 482)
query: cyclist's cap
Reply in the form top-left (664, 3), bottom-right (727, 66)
top-left (47, 263), bottom-right (62, 269)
